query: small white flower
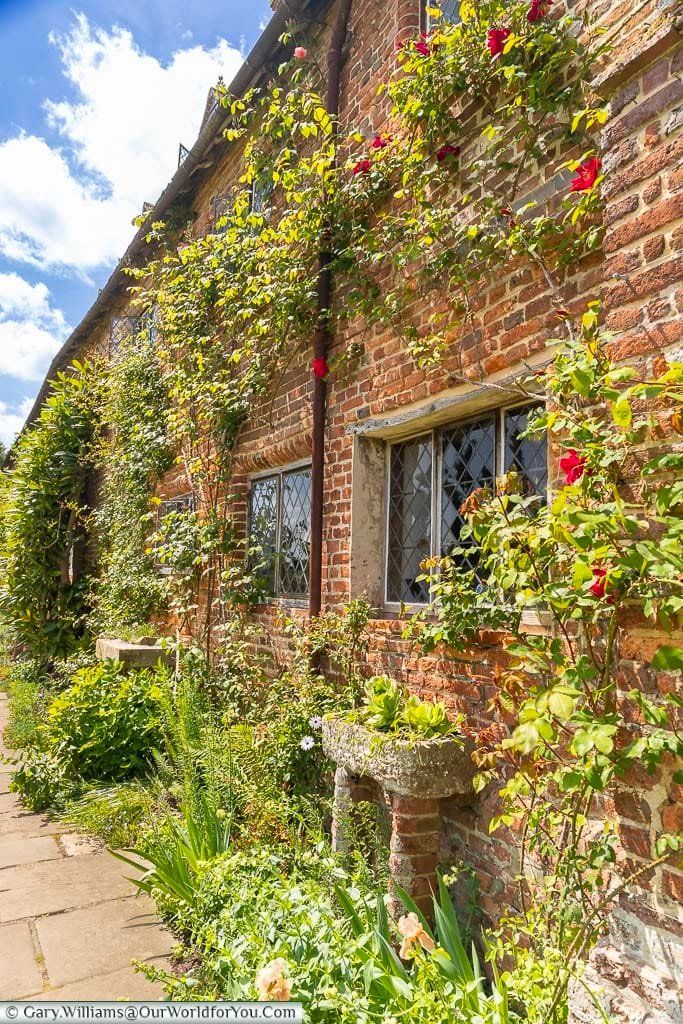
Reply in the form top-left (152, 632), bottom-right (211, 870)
top-left (300, 735), bottom-right (315, 751)
top-left (309, 715), bottom-right (323, 730)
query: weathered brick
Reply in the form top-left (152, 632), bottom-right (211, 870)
top-left (614, 789), bottom-right (652, 824)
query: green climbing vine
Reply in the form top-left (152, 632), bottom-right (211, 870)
top-left (0, 362), bottom-right (101, 662)
top-left (87, 338), bottom-right (174, 637)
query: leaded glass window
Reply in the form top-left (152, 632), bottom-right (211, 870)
top-left (425, 0), bottom-right (461, 29)
top-left (441, 417), bottom-right (495, 568)
top-left (387, 437), bottom-right (433, 603)
top-left (109, 316), bottom-right (140, 359)
top-left (386, 402), bottom-right (546, 603)
top-left (155, 495), bottom-right (195, 572)
top-left (110, 309), bottom-right (157, 359)
top-left (504, 405), bottom-right (548, 496)
top-left (249, 477), bottom-right (278, 593)
top-left (280, 470), bottom-right (311, 596)
top-left (251, 177), bottom-right (273, 217)
top-left (248, 466), bottom-right (311, 598)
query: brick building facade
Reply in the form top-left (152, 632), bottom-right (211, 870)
top-left (23, 0), bottom-right (682, 1019)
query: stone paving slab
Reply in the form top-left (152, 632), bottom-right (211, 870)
top-left (36, 896), bottom-right (172, 989)
top-left (0, 921), bottom-right (44, 999)
top-left (0, 834), bottom-right (62, 870)
top-left (59, 833), bottom-right (101, 857)
top-left (0, 692), bottom-right (172, 1000)
top-left (28, 964), bottom-right (169, 1001)
top-left (0, 792), bottom-right (19, 814)
top-left (0, 815), bottom-right (66, 841)
top-left (0, 852), bottom-right (137, 922)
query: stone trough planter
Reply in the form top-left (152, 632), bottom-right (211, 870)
top-left (322, 716), bottom-right (476, 917)
top-left (95, 637), bottom-right (175, 670)
top-left (322, 716), bottom-right (475, 798)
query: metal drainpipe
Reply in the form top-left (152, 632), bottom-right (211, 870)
top-left (309, 0), bottom-right (353, 619)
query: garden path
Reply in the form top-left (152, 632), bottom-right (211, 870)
top-left (0, 692), bottom-right (173, 1000)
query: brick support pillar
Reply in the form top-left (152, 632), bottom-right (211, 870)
top-left (388, 794), bottom-right (441, 919)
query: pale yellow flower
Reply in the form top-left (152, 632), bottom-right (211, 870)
top-left (255, 958), bottom-right (292, 1001)
top-left (397, 912), bottom-right (435, 959)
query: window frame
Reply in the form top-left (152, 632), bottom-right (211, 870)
top-left (154, 494), bottom-right (196, 574)
top-left (383, 399), bottom-right (547, 609)
top-left (109, 309), bottom-right (157, 359)
top-left (212, 191), bottom-right (234, 234)
top-left (250, 176), bottom-right (273, 219)
top-left (422, 0), bottom-right (461, 32)
top-left (248, 458), bottom-right (312, 603)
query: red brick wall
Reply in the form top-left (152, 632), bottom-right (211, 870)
top-left (113, 0), bottom-right (681, 1016)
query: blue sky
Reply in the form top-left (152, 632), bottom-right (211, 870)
top-left (0, 0), bottom-right (269, 444)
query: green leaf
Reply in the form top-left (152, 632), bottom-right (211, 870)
top-left (612, 395), bottom-right (632, 428)
top-left (548, 690), bottom-right (576, 722)
top-left (652, 646), bottom-right (683, 672)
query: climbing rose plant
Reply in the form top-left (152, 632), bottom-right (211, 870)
top-left (115, 0), bottom-right (609, 660)
top-left (20, 4), bottom-right (676, 1017)
top-left (410, 307), bottom-right (683, 1019)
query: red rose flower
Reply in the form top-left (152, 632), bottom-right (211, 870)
top-left (371, 135), bottom-right (391, 149)
top-left (415, 39), bottom-right (431, 56)
top-left (527, 0), bottom-right (552, 22)
top-left (559, 448), bottom-right (586, 485)
top-left (501, 204), bottom-right (516, 226)
top-left (293, 46), bottom-right (308, 59)
top-left (436, 142), bottom-right (460, 162)
top-left (569, 157), bottom-right (602, 192)
top-left (353, 158), bottom-right (372, 175)
top-left (487, 27), bottom-right (511, 58)
top-left (312, 357), bottom-right (329, 379)
top-left (588, 567), bottom-right (609, 600)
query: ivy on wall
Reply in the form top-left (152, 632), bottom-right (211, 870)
top-left (0, 363), bottom-right (100, 662)
top-left (87, 340), bottom-right (174, 637)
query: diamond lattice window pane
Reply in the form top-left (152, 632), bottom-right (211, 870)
top-left (387, 437), bottom-right (433, 603)
top-left (504, 404), bottom-right (548, 499)
top-left (139, 304), bottom-right (158, 346)
top-left (440, 417), bottom-right (495, 568)
top-left (428, 0), bottom-right (461, 27)
top-left (251, 178), bottom-right (273, 216)
top-left (110, 316), bottom-right (140, 359)
top-left (248, 477), bottom-right (278, 595)
top-left (279, 469), bottom-right (311, 596)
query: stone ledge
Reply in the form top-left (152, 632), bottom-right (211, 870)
top-left (95, 638), bottom-right (174, 669)
top-left (322, 716), bottom-right (475, 799)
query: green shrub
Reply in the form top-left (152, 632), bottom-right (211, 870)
top-left (46, 660), bottom-right (165, 780)
top-left (138, 845), bottom-right (373, 1013)
top-left (136, 848), bottom-right (508, 1023)
top-left (3, 661), bottom-right (50, 749)
top-left (11, 748), bottom-right (80, 812)
top-left (10, 659), bottom-right (166, 813)
top-left (0, 362), bottom-right (100, 662)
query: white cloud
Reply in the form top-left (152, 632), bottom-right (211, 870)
top-left (0, 271), bottom-right (69, 380)
top-left (0, 135), bottom-right (133, 273)
top-left (0, 272), bottom-right (67, 327)
top-left (0, 14), bottom-right (243, 275)
top-left (0, 396), bottom-right (35, 449)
